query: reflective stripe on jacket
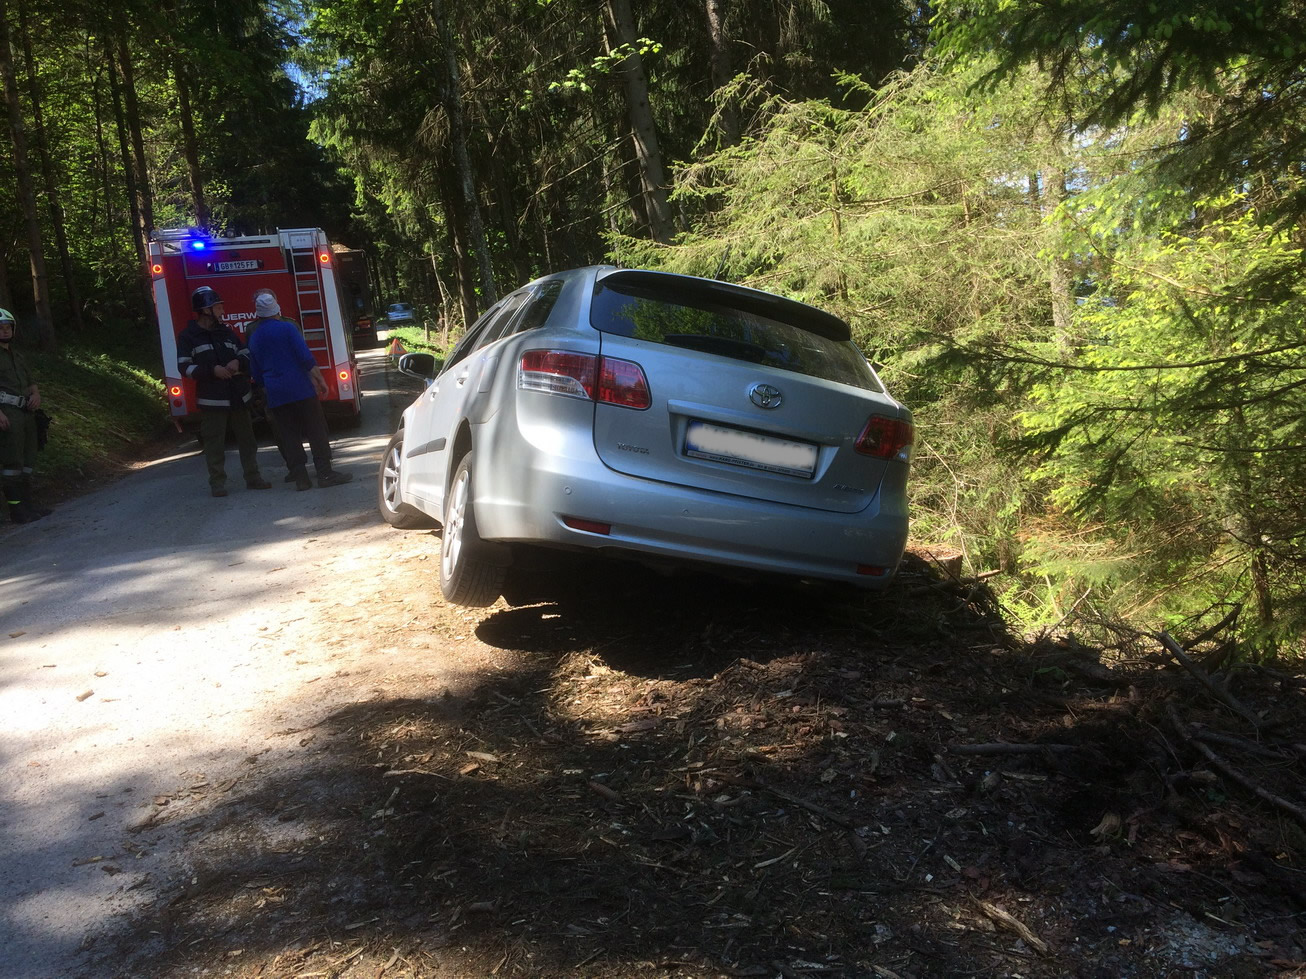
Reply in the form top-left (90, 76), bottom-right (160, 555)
top-left (0, 344), bottom-right (33, 403)
top-left (176, 319), bottom-right (253, 409)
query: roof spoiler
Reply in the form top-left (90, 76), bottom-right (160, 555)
top-left (596, 269), bottom-right (851, 342)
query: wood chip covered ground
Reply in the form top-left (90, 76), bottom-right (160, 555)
top-left (98, 550), bottom-right (1306, 978)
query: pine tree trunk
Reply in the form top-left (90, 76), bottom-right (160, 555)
top-left (173, 60), bottom-right (209, 228)
top-left (604, 0), bottom-right (674, 243)
top-left (1230, 407), bottom-right (1275, 651)
top-left (440, 165), bottom-right (479, 330)
top-left (0, 246), bottom-right (13, 310)
top-left (592, 106), bottom-right (624, 238)
top-left (115, 25), bottom-right (154, 233)
top-left (1046, 167), bottom-right (1074, 355)
top-left (429, 251), bottom-right (451, 347)
top-left (704, 0), bottom-right (739, 146)
top-left (17, 0), bottom-right (83, 332)
top-left (88, 36), bottom-right (116, 245)
top-left (0, 0), bottom-right (54, 348)
top-left (430, 0), bottom-right (497, 304)
top-left (104, 38), bottom-right (154, 325)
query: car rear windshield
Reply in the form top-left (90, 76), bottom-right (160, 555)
top-left (589, 281), bottom-right (881, 391)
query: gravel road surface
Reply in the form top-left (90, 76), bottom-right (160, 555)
top-left (0, 346), bottom-right (454, 978)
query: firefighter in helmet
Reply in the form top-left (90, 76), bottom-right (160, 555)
top-left (176, 286), bottom-right (270, 497)
top-left (0, 307), bottom-right (52, 523)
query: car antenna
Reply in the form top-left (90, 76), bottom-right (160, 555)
top-left (713, 245), bottom-right (732, 281)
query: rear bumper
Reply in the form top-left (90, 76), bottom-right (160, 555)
top-left (474, 417), bottom-right (909, 588)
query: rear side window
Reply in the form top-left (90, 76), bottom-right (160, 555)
top-left (590, 281), bottom-right (881, 391)
top-left (512, 280), bottom-right (564, 336)
top-left (439, 303), bottom-right (500, 375)
top-left (474, 291), bottom-right (531, 350)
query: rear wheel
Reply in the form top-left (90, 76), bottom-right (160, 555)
top-left (438, 451), bottom-right (506, 607)
top-left (378, 429), bottom-right (436, 529)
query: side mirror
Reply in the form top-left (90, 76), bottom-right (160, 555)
top-left (398, 352), bottom-right (438, 379)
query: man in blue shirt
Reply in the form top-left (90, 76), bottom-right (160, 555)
top-left (246, 290), bottom-right (353, 491)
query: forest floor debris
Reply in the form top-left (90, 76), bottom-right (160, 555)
top-left (95, 551), bottom-right (1305, 978)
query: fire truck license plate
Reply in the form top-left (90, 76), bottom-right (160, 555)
top-left (214, 260), bottom-right (259, 272)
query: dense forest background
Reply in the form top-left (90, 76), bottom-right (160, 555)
top-left (3, 0), bottom-right (1304, 658)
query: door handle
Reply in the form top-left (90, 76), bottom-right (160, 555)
top-left (455, 371), bottom-right (469, 387)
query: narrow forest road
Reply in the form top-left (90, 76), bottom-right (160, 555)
top-left (0, 346), bottom-right (492, 978)
top-left (3, 349), bottom-right (1303, 979)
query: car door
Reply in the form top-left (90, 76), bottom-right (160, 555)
top-left (403, 305), bottom-right (501, 510)
top-left (403, 293), bottom-right (532, 513)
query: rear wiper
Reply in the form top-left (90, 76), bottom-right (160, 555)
top-left (662, 334), bottom-right (766, 363)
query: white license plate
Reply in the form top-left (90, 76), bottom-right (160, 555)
top-left (214, 259), bottom-right (259, 272)
top-left (685, 421), bottom-right (817, 478)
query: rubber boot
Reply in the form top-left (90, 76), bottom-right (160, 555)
top-left (20, 476), bottom-right (52, 518)
top-left (4, 479), bottom-right (41, 523)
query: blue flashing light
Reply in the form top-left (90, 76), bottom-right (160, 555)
top-left (190, 240), bottom-right (208, 251)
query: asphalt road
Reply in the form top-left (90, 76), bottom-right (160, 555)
top-left (0, 345), bottom-right (419, 978)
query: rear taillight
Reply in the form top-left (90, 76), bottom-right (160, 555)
top-left (520, 350), bottom-right (596, 400)
top-left (855, 415), bottom-right (914, 462)
top-left (597, 357), bottom-right (651, 409)
top-left (519, 350), bottom-right (650, 409)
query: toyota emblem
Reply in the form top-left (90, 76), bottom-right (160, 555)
top-left (749, 383), bottom-right (783, 409)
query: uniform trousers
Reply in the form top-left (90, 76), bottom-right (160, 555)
top-left (268, 396), bottom-right (333, 476)
top-left (0, 406), bottom-right (37, 477)
top-left (199, 405), bottom-right (261, 490)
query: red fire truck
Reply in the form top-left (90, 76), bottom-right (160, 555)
top-left (333, 246), bottom-right (377, 346)
top-left (149, 227), bottom-right (363, 426)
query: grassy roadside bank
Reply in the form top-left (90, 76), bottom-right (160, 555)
top-left (384, 324), bottom-right (447, 356)
top-left (11, 333), bottom-right (169, 506)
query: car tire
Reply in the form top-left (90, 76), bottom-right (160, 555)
top-left (438, 450), bottom-right (506, 607)
top-left (378, 429), bottom-right (436, 529)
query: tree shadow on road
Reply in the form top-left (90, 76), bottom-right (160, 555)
top-left (80, 558), bottom-right (1306, 978)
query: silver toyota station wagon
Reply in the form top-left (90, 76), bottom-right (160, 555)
top-left (378, 267), bottom-right (913, 606)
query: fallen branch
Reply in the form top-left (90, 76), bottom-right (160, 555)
top-left (1166, 703), bottom-right (1306, 828)
top-left (950, 743), bottom-right (1078, 756)
top-left (722, 776), bottom-right (855, 829)
top-left (1046, 587), bottom-right (1093, 635)
top-left (1191, 729), bottom-right (1296, 762)
top-left (1156, 631), bottom-right (1262, 729)
top-left (53, 404), bottom-right (136, 443)
top-left (1181, 605), bottom-right (1241, 650)
top-left (904, 569), bottom-right (1001, 597)
top-left (974, 900), bottom-right (1049, 954)
top-left (1244, 663), bottom-right (1306, 690)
